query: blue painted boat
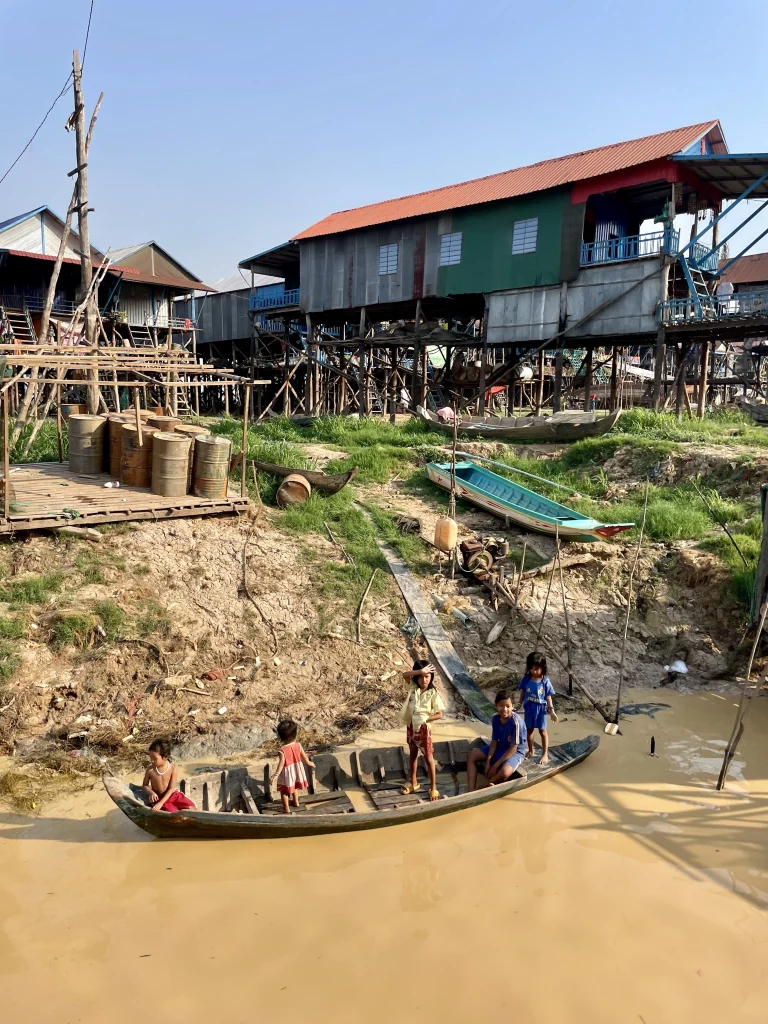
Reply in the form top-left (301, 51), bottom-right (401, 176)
top-left (426, 461), bottom-right (634, 541)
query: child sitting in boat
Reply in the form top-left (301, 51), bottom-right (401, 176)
top-left (399, 660), bottom-right (445, 801)
top-left (272, 720), bottom-right (316, 814)
top-left (142, 738), bottom-right (196, 813)
top-left (516, 651), bottom-right (558, 765)
top-left (465, 688), bottom-right (527, 791)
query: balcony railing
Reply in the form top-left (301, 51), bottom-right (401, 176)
top-left (580, 228), bottom-right (679, 267)
top-left (251, 288), bottom-right (300, 311)
top-left (688, 240), bottom-right (719, 273)
top-left (658, 289), bottom-right (768, 323)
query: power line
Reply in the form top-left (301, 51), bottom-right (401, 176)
top-left (0, 1), bottom-right (95, 188)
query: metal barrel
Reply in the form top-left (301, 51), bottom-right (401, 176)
top-left (175, 425), bottom-right (211, 488)
top-left (107, 415), bottom-right (130, 476)
top-left (276, 473), bottom-right (312, 507)
top-left (61, 403), bottom-right (87, 420)
top-left (192, 435), bottom-right (232, 499)
top-left (68, 415), bottom-right (107, 475)
top-left (151, 431), bottom-right (192, 497)
top-left (147, 415), bottom-right (181, 432)
top-left (120, 424), bottom-right (159, 487)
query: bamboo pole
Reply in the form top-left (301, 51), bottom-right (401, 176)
top-left (556, 540), bottom-right (574, 696)
top-left (56, 384), bottom-right (63, 463)
top-left (614, 482), bottom-right (649, 723)
top-left (514, 541), bottom-right (527, 606)
top-left (3, 393), bottom-right (9, 519)
top-left (716, 601), bottom-right (768, 790)
top-left (241, 384), bottom-right (251, 498)
top-left (134, 390), bottom-right (143, 447)
top-left (535, 524), bottom-right (559, 647)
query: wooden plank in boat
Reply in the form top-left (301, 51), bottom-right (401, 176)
top-left (241, 784), bottom-right (260, 815)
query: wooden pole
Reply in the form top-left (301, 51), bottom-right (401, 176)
top-left (514, 540), bottom-right (527, 607)
top-left (304, 316), bottom-right (312, 414)
top-left (56, 384), bottom-right (63, 463)
top-left (675, 343), bottom-right (690, 421)
top-left (556, 541), bottom-right (574, 695)
top-left (553, 350), bottom-right (564, 413)
top-left (716, 601), bottom-right (767, 790)
top-left (697, 340), bottom-right (709, 419)
top-left (72, 50), bottom-right (98, 413)
top-left (134, 389), bottom-right (143, 447)
top-left (534, 524), bottom-right (559, 646)
top-left (609, 346), bottom-right (619, 412)
top-left (3, 392), bottom-right (9, 519)
top-left (241, 384), bottom-right (251, 498)
top-left (583, 347), bottom-right (593, 410)
top-left (614, 482), bottom-right (650, 723)
top-left (535, 348), bottom-right (545, 414)
top-left (412, 300), bottom-right (422, 410)
top-left (389, 347), bottom-right (398, 424)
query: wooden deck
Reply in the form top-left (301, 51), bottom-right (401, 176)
top-left (0, 462), bottom-right (249, 534)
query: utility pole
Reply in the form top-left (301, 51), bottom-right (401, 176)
top-left (72, 48), bottom-right (98, 411)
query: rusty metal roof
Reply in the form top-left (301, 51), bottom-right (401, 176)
top-left (292, 121), bottom-right (721, 240)
top-left (2, 249), bottom-right (215, 292)
top-left (719, 251), bottom-right (768, 285)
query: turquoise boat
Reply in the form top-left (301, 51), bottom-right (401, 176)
top-left (426, 461), bottom-right (634, 541)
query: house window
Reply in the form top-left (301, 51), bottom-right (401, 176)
top-left (512, 217), bottom-right (538, 255)
top-left (439, 231), bottom-right (463, 266)
top-left (379, 243), bottom-right (399, 275)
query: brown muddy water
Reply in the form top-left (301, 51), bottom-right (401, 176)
top-left (1, 690), bottom-right (767, 1024)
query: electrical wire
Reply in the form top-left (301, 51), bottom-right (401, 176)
top-left (0, 1), bottom-right (95, 187)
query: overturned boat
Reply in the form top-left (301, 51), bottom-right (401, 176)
top-left (252, 460), bottom-right (358, 494)
top-left (416, 405), bottom-right (621, 443)
top-left (103, 734), bottom-right (598, 840)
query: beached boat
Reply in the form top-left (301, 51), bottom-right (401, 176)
top-left (426, 460), bottom-right (634, 540)
top-left (415, 405), bottom-right (621, 442)
top-left (252, 460), bottom-right (358, 494)
top-left (102, 734), bottom-right (598, 840)
top-left (737, 398), bottom-right (768, 425)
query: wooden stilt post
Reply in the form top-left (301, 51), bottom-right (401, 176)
top-left (609, 346), bottom-right (619, 411)
top-left (535, 348), bottom-right (545, 414)
top-left (241, 384), bottom-right (251, 498)
top-left (676, 343), bottom-right (690, 421)
top-left (358, 342), bottom-right (367, 415)
top-left (3, 392), bottom-right (9, 520)
top-left (553, 350), bottom-right (564, 413)
top-left (389, 347), bottom-right (397, 424)
top-left (477, 335), bottom-right (489, 415)
top-left (56, 384), bottom-right (64, 463)
top-left (584, 347), bottom-right (593, 410)
top-left (304, 315), bottom-right (312, 414)
top-left (412, 300), bottom-right (422, 411)
top-left (339, 348), bottom-right (347, 413)
top-left (697, 340), bottom-right (709, 419)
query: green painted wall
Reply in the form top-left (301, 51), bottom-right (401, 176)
top-left (436, 189), bottom-right (570, 296)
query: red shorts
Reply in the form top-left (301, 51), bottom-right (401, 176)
top-left (161, 791), bottom-right (196, 813)
top-left (407, 723), bottom-right (434, 759)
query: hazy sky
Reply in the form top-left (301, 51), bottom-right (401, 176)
top-left (2, 0), bottom-right (768, 284)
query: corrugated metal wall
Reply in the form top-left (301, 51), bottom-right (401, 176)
top-left (174, 289), bottom-right (251, 345)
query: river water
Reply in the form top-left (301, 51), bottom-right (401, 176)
top-left (1, 689), bottom-right (767, 1023)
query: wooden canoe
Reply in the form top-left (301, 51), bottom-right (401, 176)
top-left (102, 734), bottom-right (598, 839)
top-left (415, 405), bottom-right (622, 442)
top-left (737, 398), bottom-right (768, 424)
top-left (252, 460), bottom-right (358, 494)
top-left (426, 460), bottom-right (634, 540)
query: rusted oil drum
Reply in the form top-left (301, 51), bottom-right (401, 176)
top-left (149, 405), bottom-right (165, 416)
top-left (192, 435), bottom-right (232, 499)
top-left (107, 415), bottom-right (130, 476)
top-left (175, 425), bottom-right (211, 488)
top-left (120, 424), bottom-right (159, 487)
top-left (147, 415), bottom-right (181, 432)
top-left (68, 415), bottom-right (107, 475)
top-left (61, 403), bottom-right (87, 420)
top-left (276, 473), bottom-right (311, 508)
top-left (138, 409), bottom-right (155, 421)
top-left (151, 432), bottom-right (192, 497)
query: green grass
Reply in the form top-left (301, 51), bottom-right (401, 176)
top-left (616, 408), bottom-right (768, 447)
top-left (136, 599), bottom-right (172, 638)
top-left (93, 600), bottom-right (127, 640)
top-left (49, 613), bottom-right (96, 651)
top-left (0, 572), bottom-right (64, 608)
top-left (73, 549), bottom-right (126, 585)
top-left (0, 615), bottom-right (26, 640)
top-left (0, 639), bottom-right (21, 683)
top-left (10, 421), bottom-right (66, 464)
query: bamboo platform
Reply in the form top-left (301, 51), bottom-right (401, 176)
top-left (0, 462), bottom-right (249, 534)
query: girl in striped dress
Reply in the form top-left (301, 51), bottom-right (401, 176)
top-left (272, 720), bottom-right (316, 814)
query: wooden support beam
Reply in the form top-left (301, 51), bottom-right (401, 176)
top-left (697, 340), bottom-right (709, 418)
top-left (609, 346), bottom-right (619, 412)
top-left (583, 347), bottom-right (593, 410)
top-left (535, 348), bottom-right (545, 414)
top-left (553, 350), bottom-right (564, 413)
top-left (358, 342), bottom-right (368, 415)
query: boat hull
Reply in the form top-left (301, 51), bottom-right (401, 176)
top-left (426, 462), bottom-right (631, 540)
top-left (103, 735), bottom-right (599, 840)
top-left (251, 460), bottom-right (357, 494)
top-left (416, 406), bottom-right (621, 442)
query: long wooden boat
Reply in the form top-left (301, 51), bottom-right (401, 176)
top-left (426, 460), bottom-right (633, 540)
top-left (252, 460), bottom-right (358, 494)
top-left (737, 398), bottom-right (768, 424)
top-left (415, 405), bottom-right (622, 442)
top-left (102, 734), bottom-right (598, 839)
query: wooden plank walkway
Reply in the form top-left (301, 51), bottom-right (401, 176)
top-left (0, 462), bottom-right (249, 533)
top-left (376, 540), bottom-right (496, 724)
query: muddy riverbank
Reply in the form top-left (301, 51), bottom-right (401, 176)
top-left (1, 690), bottom-right (767, 1023)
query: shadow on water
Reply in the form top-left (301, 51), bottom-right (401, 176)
top-left (0, 808), bottom-right (152, 844)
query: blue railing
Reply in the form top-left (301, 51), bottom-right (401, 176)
top-left (0, 290), bottom-right (77, 314)
top-left (581, 229), bottom-right (679, 266)
top-left (251, 288), bottom-right (300, 311)
top-left (688, 241), bottom-right (719, 273)
top-left (659, 289), bottom-right (768, 323)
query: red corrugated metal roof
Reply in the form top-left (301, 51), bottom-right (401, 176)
top-left (292, 121), bottom-right (721, 240)
top-left (719, 251), bottom-right (768, 285)
top-left (3, 249), bottom-right (215, 291)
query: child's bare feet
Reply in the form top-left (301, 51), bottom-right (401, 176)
top-left (540, 753), bottom-right (549, 765)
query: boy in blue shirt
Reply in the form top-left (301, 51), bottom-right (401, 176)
top-left (465, 688), bottom-right (527, 791)
top-left (516, 651), bottom-right (558, 764)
